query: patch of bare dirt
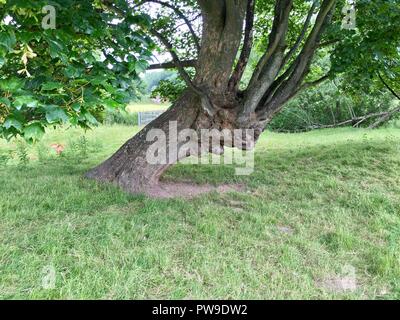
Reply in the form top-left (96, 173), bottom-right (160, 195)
top-left (145, 182), bottom-right (245, 199)
top-left (316, 275), bottom-right (357, 293)
top-left (276, 225), bottom-right (295, 235)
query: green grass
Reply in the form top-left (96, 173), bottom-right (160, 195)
top-left (1, 125), bottom-right (400, 299)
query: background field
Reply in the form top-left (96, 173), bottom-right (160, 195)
top-left (126, 101), bottom-right (170, 113)
top-left (1, 123), bottom-right (400, 299)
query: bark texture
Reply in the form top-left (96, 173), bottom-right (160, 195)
top-left (91, 0), bottom-right (337, 194)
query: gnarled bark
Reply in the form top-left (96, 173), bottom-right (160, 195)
top-left (90, 0), bottom-right (337, 194)
top-left (86, 91), bottom-right (200, 193)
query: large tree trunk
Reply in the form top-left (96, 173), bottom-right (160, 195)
top-left (87, 0), bottom-right (336, 195)
top-left (86, 91), bottom-right (202, 194)
top-left (86, 89), bottom-right (256, 194)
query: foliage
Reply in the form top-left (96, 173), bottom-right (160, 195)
top-left (329, 0), bottom-right (400, 99)
top-left (104, 109), bottom-right (138, 126)
top-left (0, 152), bottom-right (10, 166)
top-left (15, 139), bottom-right (29, 165)
top-left (69, 135), bottom-right (89, 159)
top-left (151, 76), bottom-right (186, 102)
top-left (150, 68), bottom-right (195, 102)
top-left (36, 142), bottom-right (49, 163)
top-left (269, 79), bottom-right (397, 131)
top-left (142, 70), bottom-right (176, 94)
top-left (0, 0), bottom-right (153, 142)
top-left (0, 0), bottom-right (399, 142)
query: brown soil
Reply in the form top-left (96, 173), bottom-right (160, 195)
top-left (144, 182), bottom-right (245, 199)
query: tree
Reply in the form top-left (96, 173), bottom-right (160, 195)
top-left (1, 0), bottom-right (399, 194)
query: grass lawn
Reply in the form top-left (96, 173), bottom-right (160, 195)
top-left (0, 125), bottom-right (400, 299)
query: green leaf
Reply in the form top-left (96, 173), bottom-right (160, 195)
top-left (71, 103), bottom-right (81, 112)
top-left (0, 78), bottom-right (24, 92)
top-left (135, 60), bottom-right (149, 74)
top-left (24, 123), bottom-right (45, 142)
top-left (4, 117), bottom-right (22, 131)
top-left (44, 105), bottom-right (69, 123)
top-left (102, 99), bottom-right (121, 109)
top-left (0, 30), bottom-right (16, 52)
top-left (47, 39), bottom-right (65, 59)
top-left (82, 111), bottom-right (98, 125)
top-left (14, 95), bottom-right (39, 109)
top-left (41, 82), bottom-right (64, 91)
top-left (0, 97), bottom-right (10, 107)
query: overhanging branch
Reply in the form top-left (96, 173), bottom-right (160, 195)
top-left (148, 60), bottom-right (197, 70)
top-left (378, 72), bottom-right (400, 100)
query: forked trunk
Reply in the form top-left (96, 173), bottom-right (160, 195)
top-left (86, 0), bottom-right (334, 195)
top-left (86, 89), bottom-right (257, 194)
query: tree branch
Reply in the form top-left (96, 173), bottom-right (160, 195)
top-left (318, 38), bottom-right (340, 48)
top-left (378, 72), bottom-right (400, 100)
top-left (141, 0), bottom-right (201, 52)
top-left (150, 28), bottom-right (214, 115)
top-left (368, 106), bottom-right (400, 129)
top-left (148, 60), bottom-right (197, 70)
top-left (254, 1), bottom-right (319, 110)
top-left (299, 74), bottom-right (330, 91)
top-left (228, 0), bottom-right (256, 92)
top-left (282, 0), bottom-right (318, 67)
top-left (259, 0), bottom-right (337, 118)
top-left (240, 0), bottom-right (293, 117)
top-left (308, 108), bottom-right (400, 130)
top-left (247, 0), bottom-right (293, 89)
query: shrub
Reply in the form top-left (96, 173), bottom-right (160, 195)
top-left (104, 109), bottom-right (138, 126)
top-left (15, 140), bottom-right (29, 166)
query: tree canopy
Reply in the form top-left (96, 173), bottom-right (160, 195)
top-left (1, 0), bottom-right (399, 144)
top-left (0, 0), bottom-right (154, 142)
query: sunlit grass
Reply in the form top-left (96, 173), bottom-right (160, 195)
top-left (126, 101), bottom-right (169, 113)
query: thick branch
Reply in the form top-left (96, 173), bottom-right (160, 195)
top-left (148, 60), bottom-right (197, 70)
top-left (251, 1), bottom-right (318, 112)
top-left (369, 106), bottom-right (400, 129)
top-left (228, 0), bottom-right (256, 92)
top-left (196, 0), bottom-right (248, 93)
top-left (247, 0), bottom-right (293, 89)
top-left (241, 0), bottom-right (293, 117)
top-left (259, 0), bottom-right (337, 119)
